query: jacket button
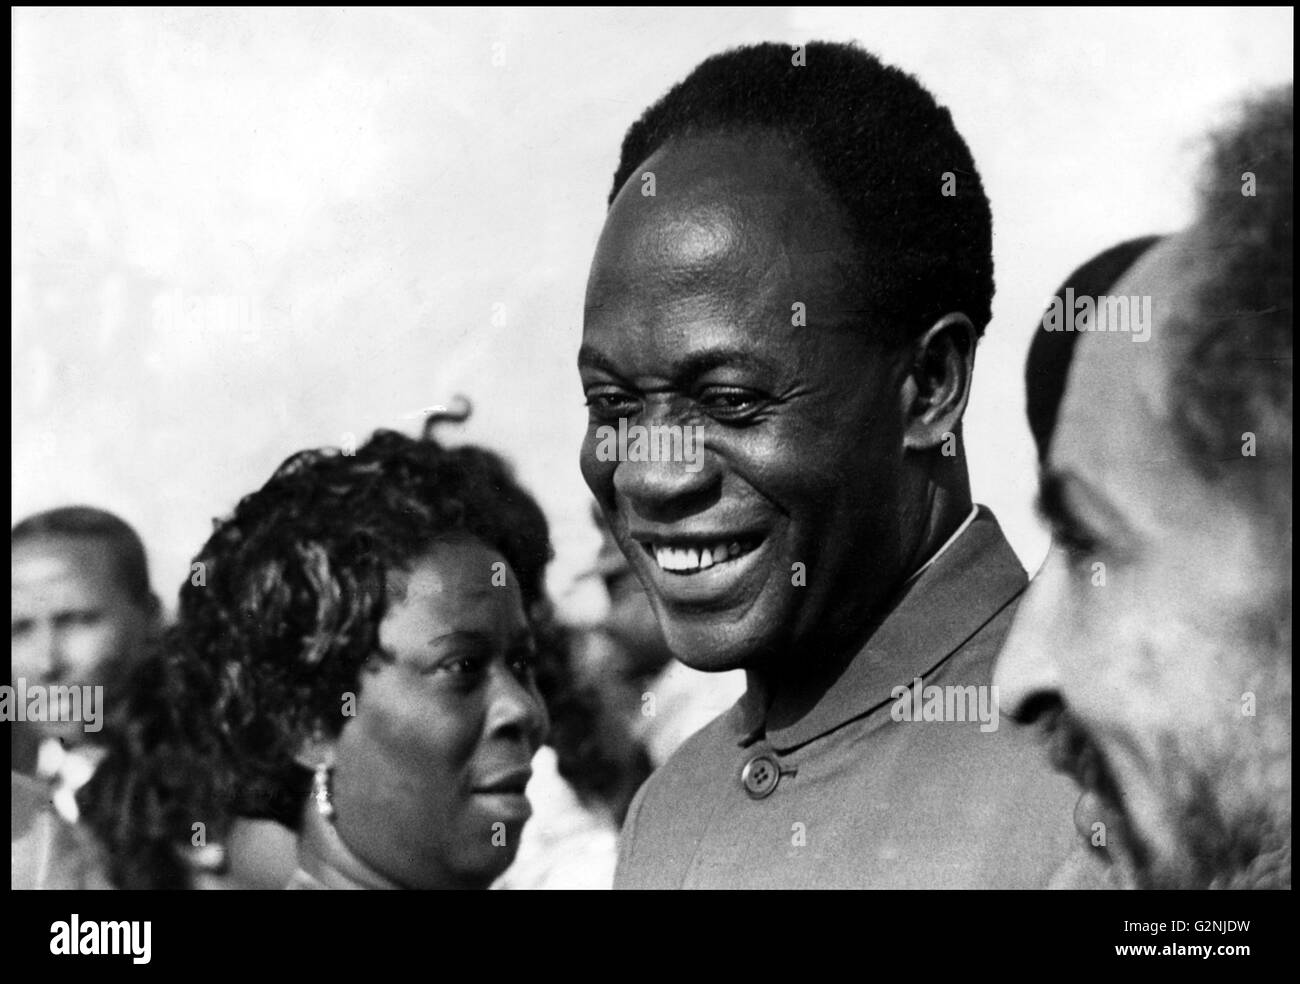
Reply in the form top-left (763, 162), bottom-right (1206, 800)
top-left (741, 753), bottom-right (780, 799)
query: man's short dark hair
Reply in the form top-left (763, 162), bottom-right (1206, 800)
top-left (609, 40), bottom-right (994, 343)
top-left (1027, 235), bottom-right (1163, 463)
top-left (11, 505), bottom-right (154, 607)
top-left (1171, 84), bottom-right (1292, 516)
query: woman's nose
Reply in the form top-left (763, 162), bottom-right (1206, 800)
top-left (484, 663), bottom-right (548, 745)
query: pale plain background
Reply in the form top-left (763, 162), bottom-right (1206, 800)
top-left (11, 7), bottom-right (1294, 620)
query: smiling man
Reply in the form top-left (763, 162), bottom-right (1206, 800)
top-left (996, 86), bottom-right (1292, 890)
top-left (578, 41), bottom-right (1075, 888)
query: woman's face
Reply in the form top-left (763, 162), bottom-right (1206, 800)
top-left (330, 535), bottom-right (548, 889)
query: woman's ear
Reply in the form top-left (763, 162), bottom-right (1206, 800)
top-left (294, 730), bottom-right (339, 771)
top-left (901, 312), bottom-right (976, 452)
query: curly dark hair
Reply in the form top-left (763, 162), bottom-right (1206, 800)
top-left (609, 40), bottom-right (995, 342)
top-left (1172, 83), bottom-right (1292, 517)
top-left (81, 427), bottom-right (553, 887)
top-left (76, 637), bottom-right (228, 889)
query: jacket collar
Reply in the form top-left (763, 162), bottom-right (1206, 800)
top-left (737, 506), bottom-right (1027, 753)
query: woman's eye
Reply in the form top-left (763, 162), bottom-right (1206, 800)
top-left (435, 653), bottom-right (488, 677)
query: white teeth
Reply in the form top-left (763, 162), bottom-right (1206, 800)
top-left (652, 541), bottom-right (746, 573)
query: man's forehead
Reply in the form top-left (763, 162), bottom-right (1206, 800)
top-left (12, 536), bottom-right (117, 582)
top-left (589, 133), bottom-right (856, 295)
top-left (1050, 229), bottom-right (1219, 511)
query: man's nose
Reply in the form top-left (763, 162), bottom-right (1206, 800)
top-left (30, 623), bottom-right (70, 682)
top-left (994, 571), bottom-right (1063, 723)
top-left (611, 406), bottom-right (714, 518)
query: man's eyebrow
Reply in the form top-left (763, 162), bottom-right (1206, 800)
top-left (508, 626), bottom-right (536, 649)
top-left (1037, 468), bottom-right (1136, 541)
top-left (577, 345), bottom-right (780, 379)
top-left (577, 345), bottom-right (621, 374)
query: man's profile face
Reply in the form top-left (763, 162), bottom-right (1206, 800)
top-left (995, 230), bottom-right (1292, 888)
top-left (10, 534), bottom-right (154, 743)
top-left (579, 132), bottom-right (920, 672)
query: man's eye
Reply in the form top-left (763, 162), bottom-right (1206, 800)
top-left (1052, 524), bottom-right (1099, 565)
top-left (584, 389), bottom-right (641, 420)
top-left (508, 650), bottom-right (538, 680)
top-left (697, 387), bottom-right (763, 420)
top-left (58, 611), bottom-right (102, 629)
top-left (11, 620), bottom-right (33, 639)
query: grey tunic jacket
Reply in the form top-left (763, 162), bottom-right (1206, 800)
top-left (614, 507), bottom-right (1078, 889)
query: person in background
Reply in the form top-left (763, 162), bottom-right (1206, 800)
top-left (11, 507), bottom-right (162, 823)
top-left (997, 85), bottom-right (1292, 890)
top-left (12, 769), bottom-right (111, 889)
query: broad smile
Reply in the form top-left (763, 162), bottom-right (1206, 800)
top-left (626, 527), bottom-right (772, 607)
top-left (639, 536), bottom-right (763, 575)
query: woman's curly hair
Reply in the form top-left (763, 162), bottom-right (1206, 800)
top-left (81, 426), bottom-right (552, 887)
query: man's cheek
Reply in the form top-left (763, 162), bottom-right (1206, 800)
top-left (63, 631), bottom-right (115, 681)
top-left (579, 441), bottom-right (615, 500)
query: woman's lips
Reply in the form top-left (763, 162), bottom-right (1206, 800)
top-left (470, 768), bottom-right (534, 823)
top-left (471, 767), bottom-right (532, 796)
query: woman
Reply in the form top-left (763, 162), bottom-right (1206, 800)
top-left (82, 427), bottom-right (552, 889)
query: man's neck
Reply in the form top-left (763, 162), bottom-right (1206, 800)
top-left (748, 478), bottom-right (975, 708)
top-left (902, 475), bottom-right (974, 584)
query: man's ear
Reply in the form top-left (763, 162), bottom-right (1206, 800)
top-left (901, 312), bottom-right (976, 452)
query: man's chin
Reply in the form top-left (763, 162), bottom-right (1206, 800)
top-left (660, 617), bottom-right (766, 673)
top-left (1098, 781), bottom-right (1291, 890)
top-left (38, 721), bottom-right (91, 746)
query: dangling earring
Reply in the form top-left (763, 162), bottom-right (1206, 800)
top-left (312, 760), bottom-right (336, 823)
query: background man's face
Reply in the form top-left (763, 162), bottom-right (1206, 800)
top-left (996, 231), bottom-right (1292, 888)
top-left (11, 535), bottom-right (153, 743)
top-left (579, 132), bottom-right (918, 672)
